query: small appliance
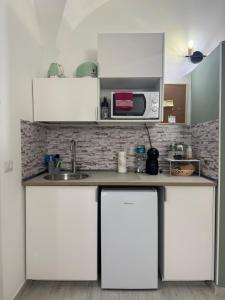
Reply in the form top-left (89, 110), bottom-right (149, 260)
top-left (48, 63), bottom-right (65, 78)
top-left (75, 62), bottom-right (98, 77)
top-left (111, 91), bottom-right (160, 120)
top-left (101, 188), bottom-right (158, 289)
top-left (146, 148), bottom-right (159, 175)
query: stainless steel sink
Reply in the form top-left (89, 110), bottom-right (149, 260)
top-left (43, 172), bottom-right (89, 181)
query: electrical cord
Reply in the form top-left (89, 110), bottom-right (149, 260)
top-left (145, 123), bottom-right (152, 148)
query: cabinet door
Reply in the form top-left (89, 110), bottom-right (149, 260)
top-left (33, 78), bottom-right (98, 122)
top-left (98, 33), bottom-right (164, 78)
top-left (161, 186), bottom-right (215, 281)
top-left (26, 186), bottom-right (98, 280)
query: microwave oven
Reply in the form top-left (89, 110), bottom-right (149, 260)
top-left (111, 91), bottom-right (160, 120)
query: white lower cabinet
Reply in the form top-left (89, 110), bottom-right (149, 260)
top-left (159, 186), bottom-right (215, 281)
top-left (26, 186), bottom-right (98, 280)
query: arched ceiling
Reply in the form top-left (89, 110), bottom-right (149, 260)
top-left (30, 0), bottom-right (225, 81)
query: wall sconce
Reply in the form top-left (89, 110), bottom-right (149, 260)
top-left (186, 40), bottom-right (206, 64)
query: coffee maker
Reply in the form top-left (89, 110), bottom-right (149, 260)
top-left (146, 148), bottom-right (159, 175)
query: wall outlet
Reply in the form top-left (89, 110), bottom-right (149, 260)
top-left (4, 160), bottom-right (13, 173)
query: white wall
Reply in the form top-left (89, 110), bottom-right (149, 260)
top-left (0, 1), bottom-right (9, 298)
top-left (0, 1), bottom-right (43, 299)
top-left (0, 2), bottom-right (6, 298)
top-left (0, 1), bottom-right (224, 299)
top-left (52, 0), bottom-right (225, 82)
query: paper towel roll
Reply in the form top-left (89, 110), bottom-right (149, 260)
top-left (118, 151), bottom-right (127, 173)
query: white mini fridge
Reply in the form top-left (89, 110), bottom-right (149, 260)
top-left (101, 188), bottom-right (158, 289)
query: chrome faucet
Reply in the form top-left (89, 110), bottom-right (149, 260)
top-left (70, 140), bottom-right (76, 173)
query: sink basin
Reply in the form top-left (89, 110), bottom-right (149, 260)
top-left (44, 172), bottom-right (89, 181)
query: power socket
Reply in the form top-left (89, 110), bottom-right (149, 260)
top-left (4, 160), bottom-right (13, 173)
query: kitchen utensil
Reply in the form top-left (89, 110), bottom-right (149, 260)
top-left (75, 62), bottom-right (97, 77)
top-left (48, 63), bottom-right (65, 78)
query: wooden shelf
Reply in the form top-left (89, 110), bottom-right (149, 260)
top-left (97, 119), bottom-right (160, 124)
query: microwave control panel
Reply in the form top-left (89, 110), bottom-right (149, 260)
top-left (149, 92), bottom-right (160, 119)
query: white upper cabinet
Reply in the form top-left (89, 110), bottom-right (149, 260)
top-left (33, 78), bottom-right (98, 122)
top-left (98, 33), bottom-right (164, 78)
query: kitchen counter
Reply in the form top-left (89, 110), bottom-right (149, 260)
top-left (23, 171), bottom-right (216, 186)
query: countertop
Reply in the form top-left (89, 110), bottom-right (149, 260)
top-left (23, 171), bottom-right (216, 187)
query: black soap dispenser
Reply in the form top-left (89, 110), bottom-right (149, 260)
top-left (146, 147), bottom-right (159, 175)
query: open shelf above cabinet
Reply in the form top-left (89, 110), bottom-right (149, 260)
top-left (98, 77), bottom-right (163, 122)
top-left (97, 119), bottom-right (160, 124)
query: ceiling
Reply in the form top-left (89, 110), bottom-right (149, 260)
top-left (24, 0), bottom-right (225, 80)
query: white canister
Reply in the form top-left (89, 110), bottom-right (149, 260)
top-left (118, 151), bottom-right (127, 173)
top-left (186, 145), bottom-right (193, 159)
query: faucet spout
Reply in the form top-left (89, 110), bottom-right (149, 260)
top-left (70, 140), bottom-right (76, 173)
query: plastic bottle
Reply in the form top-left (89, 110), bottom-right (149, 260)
top-left (135, 145), bottom-right (146, 173)
top-left (101, 97), bottom-right (109, 119)
top-left (48, 155), bottom-right (55, 174)
top-left (186, 145), bottom-right (193, 159)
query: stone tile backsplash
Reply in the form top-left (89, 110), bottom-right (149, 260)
top-left (46, 124), bottom-right (191, 173)
top-left (191, 119), bottom-right (219, 179)
top-left (21, 120), bottom-right (219, 180)
top-left (21, 121), bottom-right (47, 179)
